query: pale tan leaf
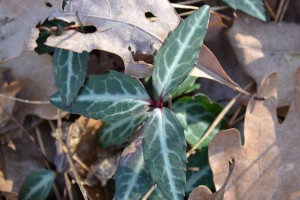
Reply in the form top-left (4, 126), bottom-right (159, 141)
top-left (192, 45), bottom-right (248, 94)
top-left (194, 69), bottom-right (300, 199)
top-left (45, 0), bottom-right (180, 72)
top-left (0, 51), bottom-right (58, 137)
top-left (0, 0), bottom-right (62, 62)
top-left (226, 14), bottom-right (300, 106)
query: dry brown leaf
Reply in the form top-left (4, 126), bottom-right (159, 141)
top-left (191, 69), bottom-right (300, 199)
top-left (44, 0), bottom-right (244, 92)
top-left (0, 78), bottom-right (24, 128)
top-left (226, 14), bottom-right (300, 106)
top-left (45, 0), bottom-right (180, 73)
top-left (0, 0), bottom-right (62, 62)
top-left (0, 51), bottom-right (58, 137)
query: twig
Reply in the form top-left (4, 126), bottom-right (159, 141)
top-left (53, 112), bottom-right (90, 200)
top-left (177, 0), bottom-right (205, 5)
top-left (141, 184), bottom-right (157, 200)
top-left (0, 93), bottom-right (50, 104)
top-left (278, 0), bottom-right (290, 21)
top-left (35, 126), bottom-right (62, 200)
top-left (178, 6), bottom-right (229, 17)
top-left (275, 0), bottom-right (286, 22)
top-left (72, 154), bottom-right (90, 171)
top-left (263, 0), bottom-right (276, 19)
top-left (64, 173), bottom-right (75, 200)
top-left (228, 105), bottom-right (242, 127)
top-left (62, 145), bottom-right (90, 200)
top-left (171, 3), bottom-right (198, 10)
top-left (186, 82), bottom-right (253, 158)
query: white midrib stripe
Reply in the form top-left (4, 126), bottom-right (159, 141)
top-left (24, 173), bottom-right (53, 200)
top-left (160, 12), bottom-right (204, 94)
top-left (76, 93), bottom-right (150, 102)
top-left (66, 51), bottom-right (74, 102)
top-left (123, 156), bottom-right (144, 200)
top-left (157, 109), bottom-right (178, 199)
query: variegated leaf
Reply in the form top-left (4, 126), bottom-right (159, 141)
top-left (142, 108), bottom-right (186, 200)
top-left (152, 6), bottom-right (210, 99)
top-left (98, 112), bottom-right (148, 147)
top-left (19, 169), bottom-right (56, 200)
top-left (52, 48), bottom-right (89, 106)
top-left (50, 71), bottom-right (151, 121)
top-left (114, 134), bottom-right (153, 200)
top-left (222, 0), bottom-right (266, 21)
top-left (173, 94), bottom-right (224, 149)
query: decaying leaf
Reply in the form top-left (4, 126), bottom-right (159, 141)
top-left (227, 15), bottom-right (300, 106)
top-left (0, 0), bottom-right (62, 62)
top-left (0, 73), bottom-right (24, 129)
top-left (191, 70), bottom-right (300, 199)
top-left (45, 0), bottom-right (180, 73)
top-left (0, 51), bottom-right (58, 137)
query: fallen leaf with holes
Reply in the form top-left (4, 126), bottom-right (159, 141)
top-left (0, 51), bottom-right (58, 137)
top-left (189, 70), bottom-right (300, 199)
top-left (0, 0), bottom-right (62, 62)
top-left (44, 1), bottom-right (244, 92)
top-left (227, 14), bottom-right (300, 106)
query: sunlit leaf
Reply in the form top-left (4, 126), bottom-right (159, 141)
top-left (222, 0), bottom-right (266, 21)
top-left (52, 48), bottom-right (89, 106)
top-left (142, 108), bottom-right (186, 200)
top-left (19, 169), bottom-right (56, 200)
top-left (50, 71), bottom-right (151, 121)
top-left (152, 5), bottom-right (210, 99)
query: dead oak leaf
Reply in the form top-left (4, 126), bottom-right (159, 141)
top-left (190, 69), bottom-right (300, 199)
top-left (0, 0), bottom-right (62, 62)
top-left (45, 1), bottom-right (244, 93)
top-left (226, 14), bottom-right (300, 106)
top-left (0, 51), bottom-right (58, 137)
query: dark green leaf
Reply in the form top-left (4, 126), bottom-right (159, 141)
top-left (35, 19), bottom-right (70, 54)
top-left (185, 148), bottom-right (214, 194)
top-left (53, 48), bottom-right (89, 106)
top-left (142, 108), bottom-right (186, 200)
top-left (19, 169), bottom-right (56, 200)
top-left (152, 6), bottom-right (210, 99)
top-left (222, 0), bottom-right (266, 21)
top-left (114, 134), bottom-right (153, 200)
top-left (170, 76), bottom-right (200, 100)
top-left (173, 94), bottom-right (225, 149)
top-left (98, 112), bottom-right (148, 147)
top-left (50, 71), bottom-right (151, 122)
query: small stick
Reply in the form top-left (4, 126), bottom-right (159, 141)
top-left (263, 0), bottom-right (277, 19)
top-left (0, 93), bottom-right (50, 104)
top-left (64, 172), bottom-right (75, 200)
top-left (141, 184), bottom-right (157, 200)
top-left (228, 105), bottom-right (242, 127)
top-left (177, 0), bottom-right (205, 5)
top-left (171, 3), bottom-right (198, 10)
top-left (186, 82), bottom-right (253, 158)
top-left (278, 0), bottom-right (290, 21)
top-left (275, 0), bottom-right (286, 22)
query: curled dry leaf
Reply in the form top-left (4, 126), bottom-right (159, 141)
top-left (226, 14), bottom-right (300, 106)
top-left (190, 69), bottom-right (300, 199)
top-left (0, 51), bottom-right (58, 137)
top-left (0, 0), bottom-right (62, 62)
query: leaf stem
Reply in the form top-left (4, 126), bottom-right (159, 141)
top-left (0, 93), bottom-right (50, 104)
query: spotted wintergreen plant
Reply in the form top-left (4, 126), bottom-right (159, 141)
top-left (50, 5), bottom-right (210, 199)
top-left (222, 0), bottom-right (266, 21)
top-left (19, 169), bottom-right (56, 200)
